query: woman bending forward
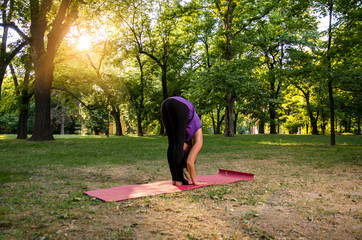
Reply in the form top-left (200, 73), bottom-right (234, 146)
top-left (161, 96), bottom-right (203, 186)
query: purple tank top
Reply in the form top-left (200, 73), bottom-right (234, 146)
top-left (169, 97), bottom-right (202, 142)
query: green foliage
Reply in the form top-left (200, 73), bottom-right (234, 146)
top-left (0, 113), bottom-right (18, 133)
top-left (50, 91), bottom-right (81, 134)
top-left (83, 107), bottom-right (109, 135)
top-left (284, 118), bottom-right (303, 134)
top-left (1, 0), bottom-right (360, 137)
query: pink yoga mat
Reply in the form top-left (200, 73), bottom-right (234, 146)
top-left (84, 169), bottom-right (254, 202)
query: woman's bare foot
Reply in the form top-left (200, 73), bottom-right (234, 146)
top-left (172, 181), bottom-right (183, 186)
top-left (172, 180), bottom-right (190, 186)
top-left (175, 181), bottom-right (183, 186)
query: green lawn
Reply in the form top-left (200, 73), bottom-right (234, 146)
top-left (0, 134), bottom-right (361, 239)
top-left (1, 134), bottom-right (360, 169)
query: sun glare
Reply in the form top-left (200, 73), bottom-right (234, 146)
top-left (66, 22), bottom-right (115, 52)
top-left (77, 35), bottom-right (92, 51)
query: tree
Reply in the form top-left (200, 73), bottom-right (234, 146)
top-left (9, 49), bottom-right (34, 139)
top-left (315, 0), bottom-right (361, 144)
top-left (250, 0), bottom-right (317, 134)
top-left (205, 0), bottom-right (279, 137)
top-left (286, 30), bottom-right (321, 135)
top-left (84, 40), bottom-right (125, 136)
top-left (29, 0), bottom-right (79, 141)
top-left (240, 73), bottom-right (269, 134)
top-left (0, 74), bottom-right (22, 134)
top-left (54, 24), bottom-right (126, 136)
top-left (184, 6), bottom-right (223, 134)
top-left (124, 54), bottom-right (147, 136)
top-left (113, 0), bottom-right (174, 101)
top-left (108, 0), bottom-right (150, 136)
top-left (325, 0), bottom-right (336, 145)
top-left (0, 0), bottom-right (29, 100)
top-left (112, 0), bottom-right (199, 134)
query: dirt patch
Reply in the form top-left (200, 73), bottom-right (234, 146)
top-left (1, 160), bottom-right (361, 239)
top-left (66, 160), bottom-right (361, 240)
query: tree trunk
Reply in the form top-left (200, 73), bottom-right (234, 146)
top-left (215, 106), bottom-right (224, 134)
top-left (205, 42), bottom-right (211, 68)
top-left (111, 108), bottom-right (123, 136)
top-left (321, 123), bottom-right (326, 135)
top-left (60, 105), bottom-right (65, 135)
top-left (218, 0), bottom-right (236, 137)
top-left (0, 66), bottom-right (6, 100)
top-left (0, 35), bottom-right (27, 100)
top-left (326, 0), bottom-right (335, 145)
top-left (16, 52), bottom-right (33, 139)
top-left (268, 74), bottom-right (278, 134)
top-left (94, 128), bottom-right (100, 135)
top-left (259, 120), bottom-right (265, 134)
top-left (311, 119), bottom-right (319, 135)
top-left (17, 84), bottom-right (32, 140)
top-left (137, 113), bottom-right (143, 136)
top-left (306, 123), bottom-right (309, 134)
top-left (115, 117), bottom-right (123, 136)
top-left (223, 91), bottom-right (235, 137)
top-left (29, 60), bottom-right (55, 141)
top-left (136, 55), bottom-right (144, 136)
top-left (28, 0), bottom-right (78, 141)
top-left (305, 95), bottom-right (319, 135)
top-left (233, 112), bottom-right (238, 134)
top-left (159, 65), bottom-right (168, 136)
top-left (17, 107), bottom-right (30, 139)
top-left (138, 51), bottom-right (168, 136)
top-left (269, 103), bottom-right (277, 134)
top-left (327, 59), bottom-right (335, 143)
top-left (0, 21), bottom-right (8, 100)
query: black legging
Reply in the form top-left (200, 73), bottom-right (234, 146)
top-left (161, 98), bottom-right (189, 183)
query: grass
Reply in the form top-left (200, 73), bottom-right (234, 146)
top-left (1, 134), bottom-right (359, 170)
top-left (0, 134), bottom-right (361, 239)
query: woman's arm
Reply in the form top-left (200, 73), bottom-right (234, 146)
top-left (186, 128), bottom-right (203, 185)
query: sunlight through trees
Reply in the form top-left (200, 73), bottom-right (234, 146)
top-left (0, 0), bottom-right (361, 143)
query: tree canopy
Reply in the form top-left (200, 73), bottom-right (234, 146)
top-left (0, 0), bottom-right (361, 143)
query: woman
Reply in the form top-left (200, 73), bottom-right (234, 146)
top-left (161, 96), bottom-right (203, 186)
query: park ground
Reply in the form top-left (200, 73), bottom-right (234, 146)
top-left (0, 134), bottom-right (361, 239)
